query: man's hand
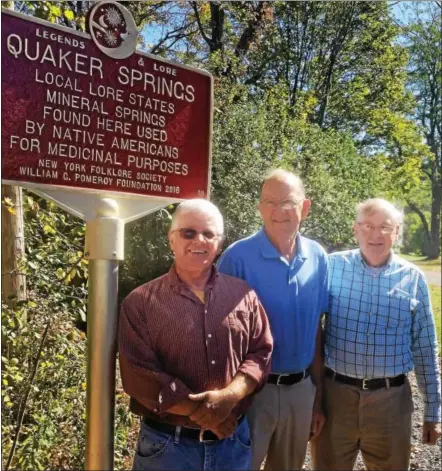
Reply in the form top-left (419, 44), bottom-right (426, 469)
top-left (310, 404), bottom-right (326, 440)
top-left (422, 421), bottom-right (441, 445)
top-left (210, 414), bottom-right (238, 439)
top-left (188, 388), bottom-right (239, 429)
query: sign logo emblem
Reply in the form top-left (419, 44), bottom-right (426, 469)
top-left (88, 0), bottom-right (137, 59)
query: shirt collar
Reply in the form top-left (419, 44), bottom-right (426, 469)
top-left (259, 228), bottom-right (308, 261)
top-left (356, 249), bottom-right (394, 270)
top-left (168, 263), bottom-right (218, 291)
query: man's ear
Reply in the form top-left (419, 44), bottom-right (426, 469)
top-left (352, 222), bottom-right (360, 241)
top-left (301, 199), bottom-right (312, 220)
top-left (168, 231), bottom-right (175, 251)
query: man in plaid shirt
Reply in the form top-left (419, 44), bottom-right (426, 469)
top-left (311, 198), bottom-right (441, 470)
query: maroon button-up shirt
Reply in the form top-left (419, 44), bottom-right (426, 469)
top-left (118, 265), bottom-right (273, 427)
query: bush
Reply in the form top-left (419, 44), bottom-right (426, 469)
top-left (1, 194), bottom-right (135, 470)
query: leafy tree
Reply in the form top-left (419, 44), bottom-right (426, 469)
top-left (14, 1), bottom-right (87, 28)
top-left (402, 210), bottom-right (429, 255)
top-left (122, 1), bottom-right (423, 237)
top-left (400, 1), bottom-right (441, 258)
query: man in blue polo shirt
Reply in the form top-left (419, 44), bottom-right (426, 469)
top-left (218, 169), bottom-right (328, 470)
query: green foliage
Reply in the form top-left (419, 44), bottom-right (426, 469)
top-left (211, 83), bottom-right (285, 244)
top-left (290, 126), bottom-right (382, 249)
top-left (16, 1), bottom-right (89, 30)
top-left (402, 211), bottom-right (428, 255)
top-left (400, 1), bottom-right (441, 257)
top-left (119, 208), bottom-right (173, 300)
top-left (1, 195), bottom-right (134, 470)
top-left (1, 194), bottom-right (88, 470)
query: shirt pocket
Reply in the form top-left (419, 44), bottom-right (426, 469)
top-left (375, 293), bottom-right (412, 329)
top-left (228, 310), bottom-right (249, 358)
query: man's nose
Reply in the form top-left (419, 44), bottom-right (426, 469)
top-left (272, 203), bottom-right (284, 214)
top-left (194, 232), bottom-right (206, 242)
top-left (371, 227), bottom-right (384, 235)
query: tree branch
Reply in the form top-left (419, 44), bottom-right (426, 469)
top-left (4, 320), bottom-right (51, 471)
top-left (406, 200), bottom-right (430, 238)
top-left (191, 1), bottom-right (212, 50)
top-left (234, 2), bottom-right (268, 57)
top-left (150, 22), bottom-right (196, 55)
top-left (210, 2), bottom-right (225, 52)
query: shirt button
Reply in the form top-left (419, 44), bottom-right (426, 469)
top-left (211, 360), bottom-right (216, 365)
top-left (204, 309), bottom-right (208, 314)
top-left (208, 334), bottom-right (212, 338)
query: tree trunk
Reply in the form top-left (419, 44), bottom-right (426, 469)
top-left (1, 185), bottom-right (26, 308)
top-left (427, 175), bottom-right (441, 259)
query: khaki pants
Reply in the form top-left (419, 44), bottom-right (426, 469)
top-left (247, 376), bottom-right (316, 470)
top-left (311, 376), bottom-right (413, 470)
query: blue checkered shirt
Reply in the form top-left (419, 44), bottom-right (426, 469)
top-left (325, 249), bottom-right (441, 422)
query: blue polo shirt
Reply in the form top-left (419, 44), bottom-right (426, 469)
top-left (218, 229), bottom-right (328, 373)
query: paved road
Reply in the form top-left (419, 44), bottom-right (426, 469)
top-left (422, 269), bottom-right (441, 286)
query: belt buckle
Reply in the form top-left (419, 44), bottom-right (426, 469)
top-left (199, 429), bottom-right (214, 443)
top-left (362, 378), bottom-right (369, 390)
top-left (276, 373), bottom-right (289, 386)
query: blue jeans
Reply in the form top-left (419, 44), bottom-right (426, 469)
top-left (132, 417), bottom-right (252, 471)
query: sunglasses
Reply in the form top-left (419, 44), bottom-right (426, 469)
top-left (172, 228), bottom-right (220, 240)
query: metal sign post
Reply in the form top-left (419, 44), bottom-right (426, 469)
top-left (84, 198), bottom-right (124, 470)
top-left (1, 2), bottom-right (213, 469)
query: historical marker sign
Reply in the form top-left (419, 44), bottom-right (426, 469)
top-left (1, 9), bottom-right (213, 201)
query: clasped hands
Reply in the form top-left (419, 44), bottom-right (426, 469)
top-left (422, 421), bottom-right (441, 445)
top-left (188, 388), bottom-right (239, 439)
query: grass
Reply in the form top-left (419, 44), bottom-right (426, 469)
top-left (400, 253), bottom-right (442, 272)
top-left (430, 285), bottom-right (441, 349)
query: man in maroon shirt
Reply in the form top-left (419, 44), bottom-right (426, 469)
top-left (119, 199), bottom-right (273, 471)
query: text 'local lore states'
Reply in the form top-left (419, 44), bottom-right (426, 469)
top-left (5, 28), bottom-right (207, 197)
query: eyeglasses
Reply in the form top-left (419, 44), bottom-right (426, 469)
top-left (172, 228), bottom-right (220, 240)
top-left (357, 223), bottom-right (396, 235)
top-left (260, 199), bottom-right (304, 210)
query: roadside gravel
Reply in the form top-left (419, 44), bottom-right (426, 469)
top-left (303, 371), bottom-right (442, 470)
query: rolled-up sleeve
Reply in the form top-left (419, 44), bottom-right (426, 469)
top-left (118, 291), bottom-right (192, 414)
top-left (238, 290), bottom-right (273, 390)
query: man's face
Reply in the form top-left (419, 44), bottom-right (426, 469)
top-left (258, 178), bottom-right (311, 241)
top-left (353, 211), bottom-right (399, 267)
top-left (169, 210), bottom-right (222, 275)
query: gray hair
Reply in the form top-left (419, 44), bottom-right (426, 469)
top-left (261, 169), bottom-right (306, 198)
top-left (170, 199), bottom-right (224, 235)
top-left (356, 198), bottom-right (403, 225)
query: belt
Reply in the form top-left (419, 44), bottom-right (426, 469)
top-left (143, 414), bottom-right (245, 442)
top-left (268, 370), bottom-right (309, 386)
top-left (325, 368), bottom-right (406, 390)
